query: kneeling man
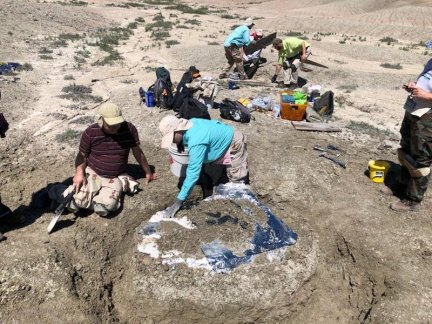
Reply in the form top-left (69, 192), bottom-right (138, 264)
top-left (49, 102), bottom-right (159, 216)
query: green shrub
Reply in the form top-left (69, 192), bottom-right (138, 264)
top-left (55, 129), bottom-right (81, 143)
top-left (379, 36), bottom-right (397, 44)
top-left (184, 19), bottom-right (201, 25)
top-left (166, 4), bottom-right (209, 15)
top-left (39, 54), bottom-right (54, 60)
top-left (64, 74), bottom-right (75, 80)
top-left (165, 39), bottom-right (180, 47)
top-left (60, 83), bottom-right (103, 102)
top-left (380, 63), bottom-right (402, 70)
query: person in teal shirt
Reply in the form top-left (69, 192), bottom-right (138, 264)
top-left (271, 37), bottom-right (311, 88)
top-left (158, 116), bottom-right (249, 218)
top-left (219, 17), bottom-right (255, 80)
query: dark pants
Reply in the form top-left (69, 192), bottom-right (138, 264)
top-left (399, 110), bottom-right (432, 202)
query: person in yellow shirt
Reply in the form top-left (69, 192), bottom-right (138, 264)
top-left (271, 37), bottom-right (311, 88)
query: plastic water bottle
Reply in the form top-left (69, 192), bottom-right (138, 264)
top-left (273, 104), bottom-right (280, 118)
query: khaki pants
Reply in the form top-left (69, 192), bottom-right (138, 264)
top-left (48, 167), bottom-right (122, 213)
top-left (226, 129), bottom-right (248, 182)
top-left (283, 47), bottom-right (311, 84)
top-left (222, 46), bottom-right (246, 79)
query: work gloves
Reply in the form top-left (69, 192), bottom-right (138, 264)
top-left (271, 75), bottom-right (278, 83)
top-left (161, 199), bottom-right (183, 218)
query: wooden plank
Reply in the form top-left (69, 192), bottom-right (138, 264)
top-left (291, 121), bottom-right (342, 132)
top-left (222, 79), bottom-right (277, 88)
top-left (244, 32), bottom-right (277, 55)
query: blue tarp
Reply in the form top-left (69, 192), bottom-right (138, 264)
top-left (201, 184), bottom-right (297, 272)
top-left (0, 62), bottom-right (21, 75)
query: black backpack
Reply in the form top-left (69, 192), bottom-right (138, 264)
top-left (313, 91), bottom-right (334, 117)
top-left (147, 67), bottom-right (174, 109)
top-left (171, 71), bottom-right (194, 112)
top-left (219, 98), bottom-right (252, 123)
top-left (152, 78), bottom-right (174, 109)
top-left (178, 97), bottom-right (210, 120)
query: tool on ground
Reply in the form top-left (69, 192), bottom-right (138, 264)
top-left (319, 153), bottom-right (346, 169)
top-left (47, 189), bottom-right (75, 234)
top-left (313, 144), bottom-right (341, 157)
top-left (304, 58), bottom-right (328, 69)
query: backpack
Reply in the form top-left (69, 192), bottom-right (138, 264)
top-left (313, 91), bottom-right (334, 117)
top-left (178, 97), bottom-right (210, 120)
top-left (155, 67), bottom-right (172, 89)
top-left (150, 78), bottom-right (173, 109)
top-left (219, 98), bottom-right (252, 123)
top-left (146, 67), bottom-right (174, 109)
top-left (171, 71), bottom-right (194, 112)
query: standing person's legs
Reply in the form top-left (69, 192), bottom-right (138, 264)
top-left (230, 47), bottom-right (247, 80)
top-left (220, 47), bottom-right (235, 77)
top-left (226, 130), bottom-right (249, 183)
top-left (283, 58), bottom-right (297, 85)
top-left (392, 111), bottom-right (432, 210)
top-left (404, 112), bottom-right (432, 202)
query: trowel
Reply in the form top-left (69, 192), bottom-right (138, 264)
top-left (47, 189), bottom-right (75, 234)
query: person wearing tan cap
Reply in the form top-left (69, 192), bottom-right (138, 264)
top-left (48, 102), bottom-right (159, 217)
top-left (158, 115), bottom-right (249, 218)
top-left (219, 17), bottom-right (255, 80)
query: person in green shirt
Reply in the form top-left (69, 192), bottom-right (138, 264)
top-left (271, 37), bottom-right (311, 88)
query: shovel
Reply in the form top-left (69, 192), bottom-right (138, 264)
top-left (47, 189), bottom-right (75, 234)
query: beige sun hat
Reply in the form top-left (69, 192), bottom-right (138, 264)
top-left (159, 115), bottom-right (193, 148)
top-left (97, 102), bottom-right (125, 126)
top-left (244, 17), bottom-right (254, 27)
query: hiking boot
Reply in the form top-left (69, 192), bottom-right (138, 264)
top-left (219, 73), bottom-right (228, 79)
top-left (93, 203), bottom-right (109, 217)
top-left (390, 199), bottom-right (420, 212)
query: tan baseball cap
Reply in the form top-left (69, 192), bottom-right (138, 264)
top-left (159, 115), bottom-right (193, 148)
top-left (98, 103), bottom-right (124, 126)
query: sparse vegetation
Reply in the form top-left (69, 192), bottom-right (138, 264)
top-left (56, 0), bottom-right (88, 6)
top-left (285, 31), bottom-right (303, 37)
top-left (337, 84), bottom-right (358, 93)
top-left (55, 129), bottom-right (81, 143)
top-left (221, 14), bottom-right (239, 19)
top-left (151, 30), bottom-right (170, 41)
top-left (208, 41), bottom-right (219, 46)
top-left (347, 121), bottom-right (394, 138)
top-left (165, 4), bottom-right (209, 15)
top-left (18, 63), bottom-right (33, 71)
top-left (380, 63), bottom-right (402, 70)
top-left (165, 40), bottom-right (180, 47)
top-left (135, 17), bottom-right (145, 23)
top-left (145, 20), bottom-right (174, 32)
top-left (60, 83), bottom-right (103, 102)
top-left (379, 36), bottom-right (398, 45)
top-left (39, 47), bottom-right (53, 54)
top-left (64, 74), bottom-right (75, 80)
top-left (39, 54), bottom-right (54, 60)
top-left (184, 19), bottom-right (201, 25)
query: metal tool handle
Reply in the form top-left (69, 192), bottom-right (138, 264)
top-left (326, 155), bottom-right (346, 169)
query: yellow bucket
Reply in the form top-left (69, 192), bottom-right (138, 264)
top-left (368, 160), bottom-right (390, 183)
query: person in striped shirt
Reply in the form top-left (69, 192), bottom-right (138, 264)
top-left (48, 103), bottom-right (159, 217)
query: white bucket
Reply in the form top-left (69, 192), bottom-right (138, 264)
top-left (168, 144), bottom-right (189, 177)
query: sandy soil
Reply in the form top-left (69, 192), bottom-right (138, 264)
top-left (1, 0), bottom-right (432, 323)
